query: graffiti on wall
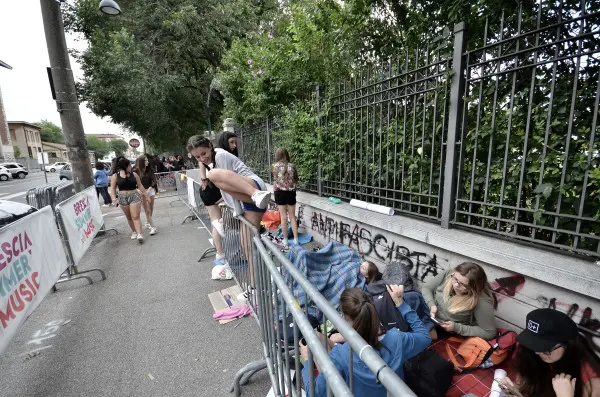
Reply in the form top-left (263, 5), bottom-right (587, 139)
top-left (310, 211), bottom-right (441, 281)
top-left (490, 275), bottom-right (526, 309)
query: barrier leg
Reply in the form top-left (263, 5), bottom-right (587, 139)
top-left (230, 359), bottom-right (268, 396)
top-left (73, 268), bottom-right (107, 281)
top-left (198, 247), bottom-right (216, 262)
top-left (97, 224), bottom-right (119, 236)
top-left (182, 214), bottom-right (197, 224)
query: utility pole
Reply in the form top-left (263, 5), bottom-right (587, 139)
top-left (40, 0), bottom-right (93, 192)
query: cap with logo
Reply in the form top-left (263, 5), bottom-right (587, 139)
top-left (516, 308), bottom-right (579, 353)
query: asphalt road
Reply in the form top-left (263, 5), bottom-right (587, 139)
top-left (0, 171), bottom-right (60, 204)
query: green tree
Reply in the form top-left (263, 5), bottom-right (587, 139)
top-left (12, 146), bottom-right (22, 158)
top-left (65, 0), bottom-right (275, 151)
top-left (86, 136), bottom-right (110, 159)
top-left (110, 139), bottom-right (129, 156)
top-left (34, 120), bottom-right (64, 144)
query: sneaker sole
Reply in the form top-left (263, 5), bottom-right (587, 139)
top-left (255, 193), bottom-right (270, 209)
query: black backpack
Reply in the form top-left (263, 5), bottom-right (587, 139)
top-left (371, 290), bottom-right (410, 332)
top-left (403, 349), bottom-right (453, 397)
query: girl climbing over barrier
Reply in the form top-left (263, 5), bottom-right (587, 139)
top-left (195, 132), bottom-right (242, 265)
top-left (422, 262), bottom-right (496, 340)
top-left (110, 156), bottom-right (148, 243)
top-left (187, 135), bottom-right (271, 292)
top-left (499, 308), bottom-right (600, 397)
top-left (360, 260), bottom-right (383, 284)
top-left (271, 147), bottom-right (299, 246)
top-left (135, 155), bottom-right (157, 236)
top-left (300, 286), bottom-right (430, 396)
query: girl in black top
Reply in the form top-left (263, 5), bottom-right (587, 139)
top-left (110, 156), bottom-right (148, 243)
top-left (135, 155), bottom-right (158, 235)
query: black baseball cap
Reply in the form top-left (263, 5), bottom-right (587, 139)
top-left (516, 308), bottom-right (578, 353)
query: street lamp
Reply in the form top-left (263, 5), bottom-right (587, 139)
top-left (99, 0), bottom-right (121, 15)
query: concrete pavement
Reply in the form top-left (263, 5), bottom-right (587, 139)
top-left (0, 197), bottom-right (271, 396)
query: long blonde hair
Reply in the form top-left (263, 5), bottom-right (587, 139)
top-left (442, 262), bottom-right (493, 314)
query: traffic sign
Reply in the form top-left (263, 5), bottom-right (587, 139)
top-left (129, 138), bottom-right (140, 148)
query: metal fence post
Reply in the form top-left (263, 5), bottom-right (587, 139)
top-left (316, 85), bottom-right (323, 196)
top-left (441, 22), bottom-right (467, 228)
top-left (266, 118), bottom-right (272, 184)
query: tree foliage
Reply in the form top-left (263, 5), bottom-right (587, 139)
top-left (34, 120), bottom-right (64, 144)
top-left (85, 136), bottom-right (110, 158)
top-left (110, 139), bottom-right (129, 156)
top-left (65, 0), bottom-right (274, 151)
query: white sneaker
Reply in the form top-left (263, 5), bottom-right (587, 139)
top-left (145, 223), bottom-right (151, 230)
top-left (131, 232), bottom-right (138, 240)
top-left (251, 190), bottom-right (271, 209)
top-left (102, 204), bottom-right (109, 207)
top-left (282, 239), bottom-right (289, 247)
top-left (137, 234), bottom-right (144, 243)
top-left (212, 219), bottom-right (225, 237)
top-left (294, 238), bottom-right (299, 245)
top-left (149, 227), bottom-right (157, 235)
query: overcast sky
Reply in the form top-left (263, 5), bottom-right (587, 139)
top-left (0, 0), bottom-right (135, 141)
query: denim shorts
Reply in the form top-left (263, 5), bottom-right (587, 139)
top-left (118, 191), bottom-right (142, 206)
top-left (242, 179), bottom-right (267, 213)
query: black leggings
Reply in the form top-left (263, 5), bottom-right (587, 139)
top-left (96, 186), bottom-right (111, 205)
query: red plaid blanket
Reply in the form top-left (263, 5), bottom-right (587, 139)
top-left (429, 338), bottom-right (515, 397)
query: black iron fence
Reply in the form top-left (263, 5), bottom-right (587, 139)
top-left (239, 0), bottom-right (600, 257)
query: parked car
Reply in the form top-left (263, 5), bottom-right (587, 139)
top-left (60, 164), bottom-right (97, 181)
top-left (0, 166), bottom-right (10, 181)
top-left (0, 162), bottom-right (28, 179)
top-left (45, 162), bottom-right (68, 172)
top-left (0, 200), bottom-right (37, 230)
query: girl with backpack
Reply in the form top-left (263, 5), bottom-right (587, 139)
top-left (271, 147), bottom-right (299, 246)
top-left (299, 286), bottom-right (431, 397)
top-left (499, 308), bottom-right (600, 397)
top-left (422, 262), bottom-right (496, 340)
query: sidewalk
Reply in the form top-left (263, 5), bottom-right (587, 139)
top-left (0, 197), bottom-right (271, 396)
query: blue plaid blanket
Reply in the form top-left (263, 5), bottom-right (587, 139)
top-left (283, 241), bottom-right (365, 320)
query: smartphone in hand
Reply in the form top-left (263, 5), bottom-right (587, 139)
top-left (430, 316), bottom-right (441, 325)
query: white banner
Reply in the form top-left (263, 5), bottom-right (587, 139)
top-left (56, 186), bottom-right (103, 265)
top-left (0, 206), bottom-right (69, 353)
top-left (187, 178), bottom-right (197, 208)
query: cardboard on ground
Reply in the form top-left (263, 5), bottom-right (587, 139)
top-left (208, 285), bottom-right (245, 324)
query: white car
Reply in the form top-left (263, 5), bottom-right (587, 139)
top-left (0, 162), bottom-right (28, 179)
top-left (45, 162), bottom-right (68, 172)
top-left (0, 166), bottom-right (10, 181)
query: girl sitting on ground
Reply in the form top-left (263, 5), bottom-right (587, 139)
top-left (500, 308), bottom-right (600, 397)
top-left (422, 262), bottom-right (496, 340)
top-left (360, 260), bottom-right (383, 284)
top-left (300, 286), bottom-right (431, 397)
top-left (271, 147), bottom-right (299, 246)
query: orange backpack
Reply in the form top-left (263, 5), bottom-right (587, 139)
top-left (445, 330), bottom-right (517, 372)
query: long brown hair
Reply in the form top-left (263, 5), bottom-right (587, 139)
top-left (513, 334), bottom-right (600, 397)
top-left (363, 261), bottom-right (383, 284)
top-left (136, 154), bottom-right (155, 182)
top-left (187, 135), bottom-right (216, 166)
top-left (340, 288), bottom-right (384, 350)
top-left (442, 262), bottom-right (493, 313)
top-left (274, 147), bottom-right (291, 177)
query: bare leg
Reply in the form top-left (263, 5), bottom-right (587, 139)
top-left (120, 205), bottom-right (135, 232)
top-left (278, 205), bottom-right (289, 240)
top-left (429, 328), bottom-right (438, 342)
top-left (288, 204), bottom-right (299, 241)
top-left (207, 169), bottom-right (259, 203)
top-left (129, 202), bottom-right (143, 234)
top-left (142, 197), bottom-right (154, 227)
top-left (148, 196), bottom-right (155, 216)
top-left (207, 204), bottom-right (224, 255)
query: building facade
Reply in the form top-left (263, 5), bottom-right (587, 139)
top-left (0, 86), bottom-right (14, 161)
top-left (8, 121), bottom-right (42, 158)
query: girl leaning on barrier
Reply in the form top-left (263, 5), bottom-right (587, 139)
top-left (498, 309), bottom-right (600, 397)
top-left (299, 286), bottom-right (431, 397)
top-left (187, 135), bottom-right (271, 294)
top-left (109, 156), bottom-right (148, 243)
top-left (422, 262), bottom-right (497, 341)
top-left (135, 155), bottom-right (157, 236)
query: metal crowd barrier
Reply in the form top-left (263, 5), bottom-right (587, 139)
top-left (220, 205), bottom-right (416, 397)
top-left (26, 180), bottom-right (75, 209)
top-left (155, 171), bottom-right (179, 198)
top-left (178, 177), bottom-right (217, 261)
